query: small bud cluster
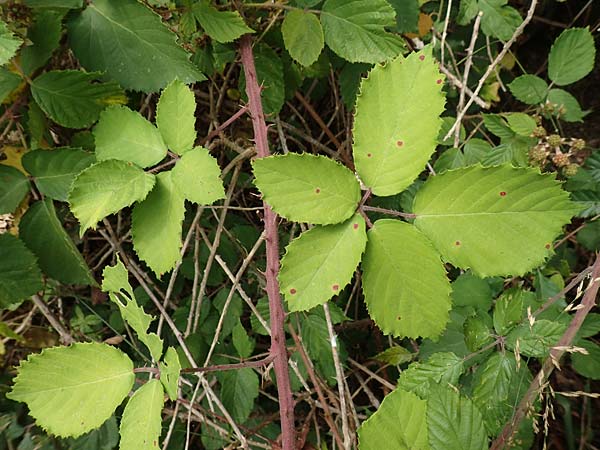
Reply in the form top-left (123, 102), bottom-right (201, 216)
top-left (3, 3), bottom-right (31, 27)
top-left (0, 213), bottom-right (14, 234)
top-left (528, 126), bottom-right (586, 177)
top-left (541, 100), bottom-right (567, 119)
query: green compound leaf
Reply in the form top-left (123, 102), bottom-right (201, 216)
top-left (68, 0), bottom-right (204, 93)
top-left (398, 352), bottom-right (464, 399)
top-left (388, 0), bottom-right (420, 33)
top-left (548, 27), bottom-right (595, 86)
top-left (217, 368), bottom-right (259, 424)
top-left (572, 339), bottom-right (600, 380)
top-left (472, 352), bottom-right (515, 412)
top-left (94, 105), bottom-right (167, 169)
top-left (68, 160), bottom-right (156, 235)
top-left (280, 213), bottom-right (367, 312)
top-left (508, 75), bottom-right (548, 105)
top-left (426, 384), bottom-right (488, 450)
top-left (156, 79), bottom-right (196, 155)
top-left (102, 257), bottom-right (163, 361)
top-left (493, 288), bottom-right (525, 335)
top-left (362, 220), bottom-right (451, 339)
top-left (19, 199), bottom-right (95, 286)
top-left (464, 316), bottom-right (494, 352)
top-left (159, 347), bottom-right (181, 401)
top-left (451, 273), bottom-right (493, 311)
top-left (193, 0), bottom-right (253, 43)
top-left (250, 296), bottom-right (270, 336)
top-left (478, 0), bottom-right (522, 42)
top-left (282, 10), bottom-right (324, 67)
top-left (22, 148), bottom-right (96, 202)
top-left (0, 165), bottom-right (29, 214)
top-left (321, 0), bottom-right (404, 64)
top-left (504, 113), bottom-right (537, 137)
top-left (547, 88), bottom-right (585, 123)
top-left (66, 415), bottom-right (119, 450)
top-left (25, 0), bottom-right (82, 7)
top-left (457, 0), bottom-right (478, 25)
top-left (413, 165), bottom-right (579, 277)
top-left (30, 70), bottom-right (126, 129)
top-left (0, 20), bottom-right (22, 66)
top-left (0, 234), bottom-right (43, 309)
top-left (353, 47), bottom-right (446, 196)
top-left (358, 388), bottom-right (429, 450)
top-left (373, 346), bottom-right (414, 366)
top-left (252, 153), bottom-right (361, 225)
top-left (578, 314), bottom-right (600, 339)
top-left (7, 342), bottom-right (134, 438)
top-left (119, 379), bottom-right (164, 450)
top-left (171, 147), bottom-right (225, 204)
top-left (132, 171), bottom-right (186, 277)
top-left (20, 10), bottom-right (64, 75)
top-left (232, 320), bottom-right (255, 358)
top-left (0, 68), bottom-right (21, 103)
top-left (506, 319), bottom-right (566, 358)
top-left (472, 351), bottom-right (532, 434)
top-left (301, 312), bottom-right (347, 382)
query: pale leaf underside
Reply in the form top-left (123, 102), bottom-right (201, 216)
top-left (132, 171), bottom-right (186, 277)
top-left (68, 160), bottom-right (156, 235)
top-left (156, 79), bottom-right (196, 155)
top-left (353, 46), bottom-right (446, 196)
top-left (361, 219), bottom-right (451, 339)
top-left (102, 258), bottom-right (164, 361)
top-left (413, 165), bottom-right (579, 277)
top-left (253, 153), bottom-right (361, 225)
top-left (119, 379), bottom-right (164, 450)
top-left (280, 213), bottom-right (367, 311)
top-left (7, 342), bottom-right (134, 438)
top-left (94, 105), bottom-right (167, 169)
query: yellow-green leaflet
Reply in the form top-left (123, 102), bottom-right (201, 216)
top-left (362, 219), bottom-right (451, 339)
top-left (102, 257), bottom-right (164, 361)
top-left (353, 46), bottom-right (446, 196)
top-left (119, 379), bottom-right (164, 450)
top-left (68, 160), bottom-right (155, 235)
top-left (7, 343), bottom-right (134, 438)
top-left (413, 165), bottom-right (580, 277)
top-left (280, 213), bottom-right (367, 311)
top-left (253, 153), bottom-right (361, 225)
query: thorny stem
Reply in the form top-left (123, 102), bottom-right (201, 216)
top-left (239, 34), bottom-right (296, 450)
top-left (491, 253), bottom-right (600, 450)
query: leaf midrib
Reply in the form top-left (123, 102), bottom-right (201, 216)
top-left (415, 208), bottom-right (576, 218)
top-left (89, 3), bottom-right (180, 62)
top-left (17, 371), bottom-right (131, 397)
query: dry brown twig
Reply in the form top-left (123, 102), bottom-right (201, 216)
top-left (444, 0), bottom-right (540, 141)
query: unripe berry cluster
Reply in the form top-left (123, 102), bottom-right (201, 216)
top-left (528, 126), bottom-right (586, 177)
